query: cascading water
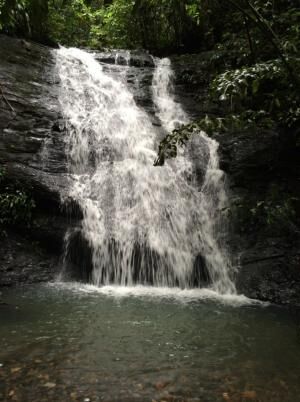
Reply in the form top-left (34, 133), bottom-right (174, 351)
top-left (56, 47), bottom-right (235, 294)
top-left (152, 59), bottom-right (236, 293)
top-left (152, 58), bottom-right (189, 131)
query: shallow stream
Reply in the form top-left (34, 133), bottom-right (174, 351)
top-left (1, 284), bottom-right (300, 402)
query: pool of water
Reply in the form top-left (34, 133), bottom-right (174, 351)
top-left (0, 283), bottom-right (300, 402)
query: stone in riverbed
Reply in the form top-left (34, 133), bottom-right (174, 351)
top-left (241, 390), bottom-right (257, 399)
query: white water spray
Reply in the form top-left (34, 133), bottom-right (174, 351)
top-left (152, 58), bottom-right (236, 293)
top-left (56, 48), bottom-right (235, 294)
top-left (152, 58), bottom-right (189, 131)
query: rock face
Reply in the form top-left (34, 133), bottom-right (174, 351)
top-left (0, 36), bottom-right (67, 176)
top-left (0, 232), bottom-right (59, 286)
top-left (0, 35), bottom-right (72, 286)
top-left (214, 127), bottom-right (300, 306)
top-left (94, 49), bottom-right (155, 68)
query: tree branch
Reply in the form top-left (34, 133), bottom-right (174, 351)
top-left (221, 0), bottom-right (300, 87)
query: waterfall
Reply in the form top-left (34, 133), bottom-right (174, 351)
top-left (152, 58), bottom-right (236, 294)
top-left (152, 58), bottom-right (189, 131)
top-left (56, 47), bottom-right (236, 294)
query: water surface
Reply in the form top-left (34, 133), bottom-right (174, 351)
top-left (1, 284), bottom-right (300, 401)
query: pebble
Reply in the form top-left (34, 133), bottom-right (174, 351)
top-left (279, 380), bottom-right (288, 390)
top-left (241, 390), bottom-right (257, 399)
top-left (155, 381), bottom-right (170, 390)
top-left (10, 367), bottom-right (21, 374)
top-left (43, 382), bottom-right (56, 388)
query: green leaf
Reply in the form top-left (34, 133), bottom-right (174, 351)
top-left (252, 80), bottom-right (260, 94)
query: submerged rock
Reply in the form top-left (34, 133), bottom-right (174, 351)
top-left (94, 49), bottom-right (155, 68)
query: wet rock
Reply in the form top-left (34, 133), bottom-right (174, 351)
top-left (170, 52), bottom-right (218, 120)
top-left (192, 254), bottom-right (211, 287)
top-left (212, 127), bottom-right (300, 305)
top-left (235, 238), bottom-right (300, 306)
top-left (212, 128), bottom-right (283, 185)
top-left (0, 35), bottom-right (79, 286)
top-left (241, 390), bottom-right (257, 399)
top-left (10, 367), bottom-right (21, 374)
top-left (0, 232), bottom-right (59, 287)
top-left (94, 49), bottom-right (155, 68)
top-left (63, 229), bottom-right (93, 282)
top-left (0, 35), bottom-right (68, 178)
top-left (155, 381), bottom-right (170, 391)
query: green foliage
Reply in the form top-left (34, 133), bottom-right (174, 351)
top-left (77, 0), bottom-right (203, 51)
top-left (154, 111), bottom-right (276, 166)
top-left (211, 57), bottom-right (300, 126)
top-left (0, 0), bottom-right (27, 31)
top-left (98, 0), bottom-right (136, 48)
top-left (211, 60), bottom-right (283, 106)
top-left (48, 0), bottom-right (103, 47)
top-left (2, 0), bottom-right (299, 57)
top-left (284, 107), bottom-right (300, 129)
top-left (46, 0), bottom-right (205, 51)
top-left (0, 167), bottom-right (35, 233)
top-left (250, 198), bottom-right (297, 228)
top-left (232, 194), bottom-right (299, 234)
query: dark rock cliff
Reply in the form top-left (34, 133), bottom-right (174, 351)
top-left (214, 127), bottom-right (300, 306)
top-left (0, 35), bottom-right (71, 285)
